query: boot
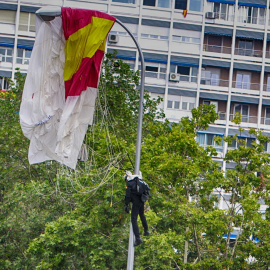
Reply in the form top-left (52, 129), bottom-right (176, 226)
top-left (134, 238), bottom-right (143, 246)
top-left (144, 230), bottom-right (150, 236)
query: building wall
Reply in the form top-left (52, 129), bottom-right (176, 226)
top-left (1, 0), bottom-right (270, 179)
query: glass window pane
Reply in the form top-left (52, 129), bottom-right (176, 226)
top-left (160, 36), bottom-right (169, 40)
top-left (242, 105), bottom-right (249, 116)
top-left (174, 101), bottom-right (180, 109)
top-left (230, 139), bottom-right (236, 148)
top-left (150, 35), bottom-right (159, 39)
top-left (182, 36), bottom-right (190, 42)
top-left (143, 0), bottom-right (156, 6)
top-left (197, 133), bottom-right (205, 145)
top-left (191, 67), bottom-right (198, 76)
top-left (182, 101), bottom-right (188, 110)
top-left (242, 74), bottom-right (250, 89)
top-left (236, 73), bottom-right (243, 88)
top-left (207, 134), bottom-right (214, 145)
top-left (17, 48), bottom-right (23, 57)
top-left (7, 49), bottom-right (12, 56)
top-left (190, 0), bottom-right (202, 11)
top-left (146, 66), bottom-right (158, 72)
top-left (167, 100), bottom-right (173, 108)
top-left (25, 50), bottom-right (32, 58)
top-left (177, 66), bottom-right (189, 75)
top-left (158, 0), bottom-right (170, 8)
top-left (189, 103), bottom-right (195, 110)
top-left (235, 104), bottom-right (241, 114)
top-left (172, 35), bottom-right (181, 42)
top-left (113, 0), bottom-right (135, 2)
top-left (146, 72), bottom-right (158, 78)
top-left (175, 0), bottom-right (187, 9)
top-left (266, 107), bottom-right (270, 118)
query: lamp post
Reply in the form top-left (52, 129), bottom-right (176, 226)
top-left (36, 7), bottom-right (145, 270)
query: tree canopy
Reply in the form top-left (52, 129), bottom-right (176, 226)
top-left (0, 56), bottom-right (270, 269)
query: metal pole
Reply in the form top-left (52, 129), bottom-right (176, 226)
top-left (115, 19), bottom-right (145, 270)
top-left (34, 9), bottom-right (145, 269)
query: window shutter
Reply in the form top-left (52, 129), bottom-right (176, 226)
top-left (0, 10), bottom-right (16, 24)
top-left (19, 12), bottom-right (29, 31)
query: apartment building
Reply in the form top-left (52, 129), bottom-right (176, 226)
top-left (0, 0), bottom-right (269, 212)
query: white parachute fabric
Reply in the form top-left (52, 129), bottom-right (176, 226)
top-left (20, 16), bottom-right (97, 169)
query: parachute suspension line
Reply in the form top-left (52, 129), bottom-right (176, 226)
top-left (110, 174), bottom-right (114, 207)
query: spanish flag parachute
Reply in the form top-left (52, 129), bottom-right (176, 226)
top-left (20, 8), bottom-right (116, 169)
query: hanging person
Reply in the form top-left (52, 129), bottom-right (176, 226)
top-left (124, 171), bottom-right (150, 246)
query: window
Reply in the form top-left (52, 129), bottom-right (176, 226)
top-left (112, 0), bottom-right (135, 3)
top-left (207, 2), bottom-right (234, 21)
top-left (19, 12), bottom-right (35, 32)
top-left (143, 0), bottom-right (171, 8)
top-left (197, 133), bottom-right (223, 152)
top-left (267, 76), bottom-right (270, 92)
top-left (171, 65), bottom-right (197, 82)
top-left (141, 33), bottom-right (169, 40)
top-left (190, 0), bottom-right (202, 12)
top-left (234, 104), bottom-right (249, 122)
top-left (0, 10), bottom-right (16, 24)
top-left (203, 100), bottom-right (218, 113)
top-left (238, 39), bottom-right (253, 56)
top-left (0, 77), bottom-right (9, 90)
top-left (238, 6), bottom-right (265, 25)
top-left (140, 63), bottom-right (167, 79)
top-left (167, 95), bottom-right (195, 111)
top-left (265, 107), bottom-right (270, 125)
top-left (236, 71), bottom-right (251, 89)
top-left (228, 136), bottom-right (255, 149)
top-left (172, 35), bottom-right (200, 44)
top-left (0, 47), bottom-right (13, 63)
top-left (201, 69), bottom-right (220, 86)
top-left (16, 48), bottom-right (32, 65)
top-left (175, 0), bottom-right (187, 10)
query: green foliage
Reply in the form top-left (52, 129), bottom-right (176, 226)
top-left (1, 59), bottom-right (270, 270)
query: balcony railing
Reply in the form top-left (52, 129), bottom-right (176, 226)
top-left (203, 44), bottom-right (231, 54)
top-left (229, 114), bottom-right (257, 124)
top-left (237, 15), bottom-right (265, 25)
top-left (232, 81), bottom-right (260, 91)
top-left (178, 74), bottom-right (197, 83)
top-left (218, 112), bottom-right (226, 120)
top-left (145, 71), bottom-right (166, 80)
top-left (234, 48), bottom-right (262, 57)
top-left (261, 117), bottom-right (270, 125)
top-left (201, 78), bottom-right (229, 87)
top-left (214, 12), bottom-right (234, 22)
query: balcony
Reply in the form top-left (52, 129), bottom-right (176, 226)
top-left (203, 44), bottom-right (231, 54)
top-left (261, 117), bottom-right (270, 126)
top-left (213, 12), bottom-right (234, 23)
top-left (201, 78), bottom-right (229, 88)
top-left (229, 114), bottom-right (257, 124)
top-left (232, 81), bottom-right (260, 92)
top-left (234, 48), bottom-right (262, 58)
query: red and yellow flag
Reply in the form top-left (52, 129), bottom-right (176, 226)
top-left (183, 9), bottom-right (188, 18)
top-left (62, 7), bottom-right (115, 98)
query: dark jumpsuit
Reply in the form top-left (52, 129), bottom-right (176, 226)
top-left (125, 178), bottom-right (148, 239)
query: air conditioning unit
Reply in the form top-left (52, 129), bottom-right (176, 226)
top-left (108, 34), bottom-right (119, 43)
top-left (205, 12), bottom-right (216, 19)
top-left (169, 73), bottom-right (180, 82)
